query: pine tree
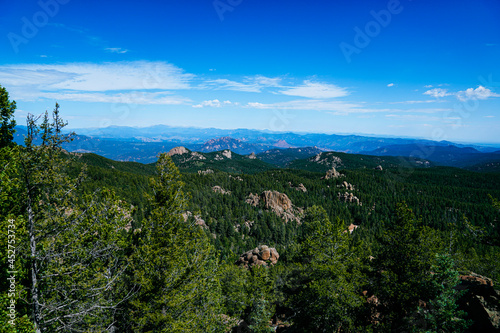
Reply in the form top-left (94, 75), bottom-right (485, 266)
top-left (287, 205), bottom-right (363, 332)
top-left (18, 104), bottom-right (134, 332)
top-left (372, 203), bottom-right (441, 330)
top-left (0, 85), bottom-right (17, 148)
top-left (129, 153), bottom-right (224, 332)
top-left (420, 254), bottom-right (470, 332)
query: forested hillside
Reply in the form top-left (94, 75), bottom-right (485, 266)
top-left (2, 101), bottom-right (500, 332)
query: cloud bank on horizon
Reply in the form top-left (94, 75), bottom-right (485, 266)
top-left (0, 0), bottom-right (499, 144)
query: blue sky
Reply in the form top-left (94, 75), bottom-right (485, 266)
top-left (1, 0), bottom-right (499, 144)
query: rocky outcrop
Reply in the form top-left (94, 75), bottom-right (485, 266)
top-left (323, 167), bottom-right (342, 179)
top-left (246, 193), bottom-right (260, 207)
top-left (229, 175), bottom-right (243, 181)
top-left (338, 191), bottom-right (361, 205)
top-left (212, 186), bottom-right (231, 195)
top-left (246, 191), bottom-right (303, 223)
top-left (166, 146), bottom-right (189, 156)
top-left (198, 169), bottom-right (214, 175)
top-left (236, 245), bottom-right (279, 268)
top-left (289, 182), bottom-right (307, 192)
top-left (347, 223), bottom-right (359, 234)
top-left (222, 149), bottom-right (232, 159)
top-left (341, 181), bottom-right (355, 191)
top-left (182, 211), bottom-right (207, 229)
top-left (375, 165), bottom-right (383, 171)
top-left (261, 190), bottom-right (292, 211)
top-left (234, 220), bottom-right (254, 232)
top-left (457, 272), bottom-right (500, 332)
top-left (248, 152), bottom-right (257, 159)
top-left (191, 152), bottom-right (206, 160)
top-left (314, 153), bottom-right (343, 167)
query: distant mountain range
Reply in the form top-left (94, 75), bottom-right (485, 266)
top-left (13, 125), bottom-right (500, 171)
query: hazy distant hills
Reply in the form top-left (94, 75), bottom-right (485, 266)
top-left (369, 144), bottom-right (500, 168)
top-left (13, 125), bottom-right (500, 170)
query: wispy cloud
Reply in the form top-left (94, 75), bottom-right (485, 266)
top-left (279, 80), bottom-right (348, 99)
top-left (105, 47), bottom-right (129, 54)
top-left (456, 86), bottom-right (500, 101)
top-left (203, 75), bottom-right (282, 92)
top-left (38, 91), bottom-right (190, 105)
top-left (391, 100), bottom-right (444, 105)
top-left (387, 83), bottom-right (394, 87)
top-left (192, 99), bottom-right (234, 108)
top-left (0, 61), bottom-right (194, 105)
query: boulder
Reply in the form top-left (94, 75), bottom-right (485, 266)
top-left (236, 245), bottom-right (280, 268)
top-left (246, 191), bottom-right (302, 223)
top-left (212, 185), bottom-right (231, 195)
top-left (338, 191), bottom-right (361, 205)
top-left (457, 272), bottom-right (500, 332)
top-left (198, 169), bottom-right (214, 175)
top-left (245, 193), bottom-right (260, 206)
top-left (323, 167), bottom-right (341, 179)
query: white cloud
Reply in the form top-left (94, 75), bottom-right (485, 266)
top-left (192, 99), bottom-right (234, 108)
top-left (0, 61), bottom-right (193, 92)
top-left (105, 47), bottom-right (129, 54)
top-left (204, 75), bottom-right (282, 92)
top-left (38, 91), bottom-right (190, 105)
top-left (391, 100), bottom-right (445, 105)
top-left (387, 83), bottom-right (394, 87)
top-left (205, 79), bottom-right (262, 92)
top-left (245, 100), bottom-right (452, 116)
top-left (424, 85), bottom-right (433, 88)
top-left (246, 99), bottom-right (380, 113)
top-left (279, 80), bottom-right (348, 99)
top-left (456, 86), bottom-right (500, 101)
top-left (423, 88), bottom-right (450, 98)
top-left (0, 61), bottom-right (194, 105)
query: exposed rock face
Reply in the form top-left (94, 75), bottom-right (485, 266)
top-left (212, 185), bottom-right (231, 195)
top-left (234, 220), bottom-right (254, 232)
top-left (236, 245), bottom-right (279, 268)
top-left (289, 182), bottom-right (307, 192)
top-left (229, 175), bottom-right (243, 181)
top-left (296, 183), bottom-right (307, 192)
top-left (222, 150), bottom-right (232, 159)
top-left (182, 211), bottom-right (207, 229)
top-left (248, 152), bottom-right (257, 159)
top-left (166, 146), bottom-right (189, 156)
top-left (457, 272), bottom-right (500, 331)
top-left (375, 165), bottom-right (383, 171)
top-left (261, 190), bottom-right (292, 212)
top-left (323, 167), bottom-right (342, 179)
top-left (191, 152), bottom-right (206, 160)
top-left (246, 191), bottom-right (302, 223)
top-left (338, 191), bottom-right (361, 205)
top-left (341, 181), bottom-right (355, 191)
top-left (347, 223), bottom-right (359, 234)
top-left (246, 193), bottom-right (260, 206)
top-left (198, 169), bottom-right (214, 175)
top-left (314, 153), bottom-right (343, 168)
